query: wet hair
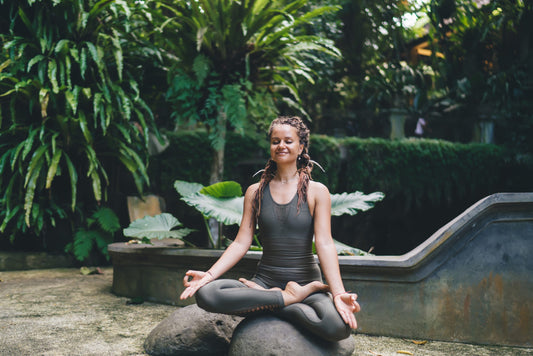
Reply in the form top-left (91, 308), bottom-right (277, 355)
top-left (252, 116), bottom-right (313, 222)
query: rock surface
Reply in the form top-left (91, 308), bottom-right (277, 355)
top-left (228, 315), bottom-right (356, 356)
top-left (144, 304), bottom-right (243, 356)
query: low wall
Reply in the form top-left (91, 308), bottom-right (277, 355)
top-left (109, 192), bottom-right (533, 347)
top-left (0, 252), bottom-right (75, 271)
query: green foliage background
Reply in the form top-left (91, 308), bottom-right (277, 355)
top-left (0, 0), bottom-right (156, 259)
top-left (147, 131), bottom-right (529, 254)
top-left (0, 0), bottom-right (531, 259)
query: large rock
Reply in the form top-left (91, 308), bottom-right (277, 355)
top-left (144, 304), bottom-right (243, 356)
top-left (228, 315), bottom-right (356, 356)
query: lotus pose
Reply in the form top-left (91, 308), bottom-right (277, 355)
top-left (180, 116), bottom-right (361, 341)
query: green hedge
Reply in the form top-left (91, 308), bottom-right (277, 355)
top-left (146, 130), bottom-right (532, 253)
top-left (339, 137), bottom-right (507, 210)
top-left (309, 134), bottom-right (342, 192)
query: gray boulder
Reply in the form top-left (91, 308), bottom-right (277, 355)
top-left (228, 315), bottom-right (356, 356)
top-left (144, 304), bottom-right (243, 356)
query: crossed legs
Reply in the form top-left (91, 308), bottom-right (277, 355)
top-left (195, 278), bottom-right (351, 342)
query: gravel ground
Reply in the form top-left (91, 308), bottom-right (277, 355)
top-left (0, 268), bottom-right (531, 356)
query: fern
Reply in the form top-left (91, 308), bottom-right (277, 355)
top-left (65, 207), bottom-right (120, 262)
top-left (91, 207), bottom-right (120, 233)
top-left (72, 229), bottom-right (98, 262)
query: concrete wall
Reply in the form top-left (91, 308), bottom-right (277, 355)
top-left (341, 193), bottom-right (533, 347)
top-left (109, 193), bottom-right (533, 347)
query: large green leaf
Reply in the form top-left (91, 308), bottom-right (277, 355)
top-left (181, 192), bottom-right (244, 226)
top-left (330, 191), bottom-right (385, 217)
top-left (123, 213), bottom-right (192, 242)
top-left (200, 181), bottom-right (242, 198)
top-left (174, 180), bottom-right (204, 197)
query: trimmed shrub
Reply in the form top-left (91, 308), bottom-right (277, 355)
top-left (146, 131), bottom-right (532, 254)
top-left (340, 137), bottom-right (506, 209)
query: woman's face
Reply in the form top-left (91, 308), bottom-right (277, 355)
top-left (270, 124), bottom-right (303, 165)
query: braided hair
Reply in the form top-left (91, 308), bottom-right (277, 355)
top-left (252, 116), bottom-right (314, 222)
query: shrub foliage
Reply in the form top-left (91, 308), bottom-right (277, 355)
top-left (0, 0), bottom-right (155, 255)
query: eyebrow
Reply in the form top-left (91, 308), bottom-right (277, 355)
top-left (271, 135), bottom-right (295, 140)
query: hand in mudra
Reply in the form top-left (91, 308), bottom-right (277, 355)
top-left (179, 270), bottom-right (213, 300)
top-left (334, 292), bottom-right (361, 329)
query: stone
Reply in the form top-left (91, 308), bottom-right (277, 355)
top-left (228, 315), bottom-right (356, 356)
top-left (144, 304), bottom-right (243, 356)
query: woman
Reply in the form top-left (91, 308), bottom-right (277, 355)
top-left (180, 116), bottom-right (360, 341)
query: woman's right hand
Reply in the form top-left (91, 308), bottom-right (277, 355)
top-left (179, 270), bottom-right (214, 300)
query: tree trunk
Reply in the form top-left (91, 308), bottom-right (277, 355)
top-left (207, 110), bottom-right (227, 248)
top-left (209, 110), bottom-right (227, 184)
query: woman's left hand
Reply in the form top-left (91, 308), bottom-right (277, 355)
top-left (333, 292), bottom-right (361, 329)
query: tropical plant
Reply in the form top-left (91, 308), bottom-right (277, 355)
top-left (65, 206), bottom-right (120, 262)
top-left (175, 180), bottom-right (244, 248)
top-left (174, 179), bottom-right (384, 253)
top-left (148, 0), bottom-right (341, 184)
top-left (426, 0), bottom-right (533, 147)
top-left (362, 61), bottom-right (429, 112)
top-left (123, 213), bottom-right (195, 246)
top-left (0, 0), bottom-right (157, 247)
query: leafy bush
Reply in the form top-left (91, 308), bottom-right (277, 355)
top-left (0, 0), bottom-right (157, 250)
top-left (309, 134), bottom-right (343, 192)
top-left (340, 137), bottom-right (506, 208)
top-left (65, 207), bottom-right (120, 262)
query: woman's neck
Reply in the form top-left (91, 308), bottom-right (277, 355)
top-left (274, 167), bottom-right (299, 184)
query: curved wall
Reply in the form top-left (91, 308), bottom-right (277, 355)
top-left (109, 193), bottom-right (533, 347)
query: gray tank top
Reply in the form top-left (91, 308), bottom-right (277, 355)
top-left (254, 184), bottom-right (322, 288)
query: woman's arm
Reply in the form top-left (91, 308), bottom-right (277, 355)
top-left (311, 182), bottom-right (360, 328)
top-left (180, 184), bottom-right (257, 300)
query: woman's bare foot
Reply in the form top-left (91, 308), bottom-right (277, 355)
top-left (239, 278), bottom-right (282, 291)
top-left (281, 281), bottom-right (329, 306)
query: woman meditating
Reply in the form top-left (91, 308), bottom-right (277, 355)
top-left (179, 116), bottom-right (361, 341)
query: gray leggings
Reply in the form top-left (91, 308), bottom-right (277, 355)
top-left (196, 279), bottom-right (351, 342)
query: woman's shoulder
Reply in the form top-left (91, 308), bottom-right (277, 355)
top-left (245, 183), bottom-right (260, 197)
top-left (308, 181), bottom-right (330, 201)
top-left (309, 180), bottom-right (330, 194)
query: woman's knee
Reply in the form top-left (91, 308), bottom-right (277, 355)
top-left (320, 315), bottom-right (352, 341)
top-left (195, 282), bottom-right (216, 312)
top-left (292, 293), bottom-right (352, 341)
